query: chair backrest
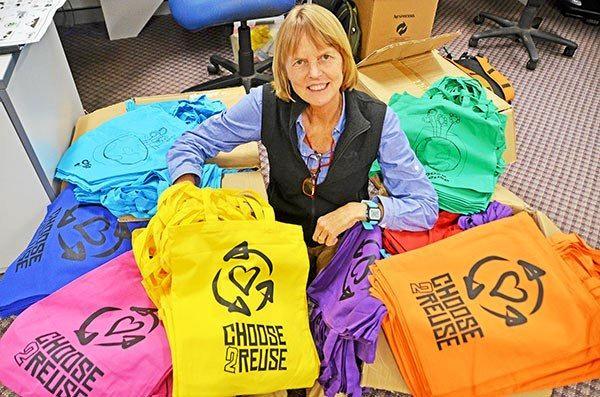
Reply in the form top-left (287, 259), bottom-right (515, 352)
top-left (169, 0), bottom-right (296, 31)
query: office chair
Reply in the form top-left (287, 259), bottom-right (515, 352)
top-left (468, 0), bottom-right (578, 70)
top-left (168, 0), bottom-right (296, 93)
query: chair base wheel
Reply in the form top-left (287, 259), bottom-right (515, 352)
top-left (532, 16), bottom-right (542, 29)
top-left (526, 59), bottom-right (538, 70)
top-left (207, 64), bottom-right (220, 75)
top-left (563, 46), bottom-right (577, 57)
top-left (473, 14), bottom-right (485, 25)
top-left (468, 37), bottom-right (478, 47)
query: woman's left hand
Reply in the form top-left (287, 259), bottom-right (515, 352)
top-left (312, 202), bottom-right (367, 246)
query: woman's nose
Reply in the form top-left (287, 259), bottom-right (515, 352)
top-left (308, 61), bottom-right (322, 78)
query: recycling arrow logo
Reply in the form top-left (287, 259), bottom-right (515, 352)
top-left (339, 238), bottom-right (380, 301)
top-left (57, 204), bottom-right (132, 261)
top-left (463, 256), bottom-right (546, 327)
top-left (74, 306), bottom-right (160, 349)
top-left (212, 241), bottom-right (275, 316)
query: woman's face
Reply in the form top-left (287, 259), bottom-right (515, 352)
top-left (285, 34), bottom-right (344, 109)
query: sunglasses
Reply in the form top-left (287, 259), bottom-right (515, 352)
top-left (302, 152), bottom-right (333, 199)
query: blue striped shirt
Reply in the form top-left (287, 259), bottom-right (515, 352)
top-left (167, 86), bottom-right (438, 230)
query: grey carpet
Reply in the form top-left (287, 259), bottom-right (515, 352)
top-left (1, 1), bottom-right (598, 395)
top-left (59, 16), bottom-right (233, 112)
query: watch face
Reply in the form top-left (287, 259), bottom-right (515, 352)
top-left (368, 208), bottom-right (382, 221)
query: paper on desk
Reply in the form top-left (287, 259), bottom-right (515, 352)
top-left (0, 0), bottom-right (66, 47)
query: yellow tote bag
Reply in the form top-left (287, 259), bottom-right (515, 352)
top-left (133, 183), bottom-right (319, 396)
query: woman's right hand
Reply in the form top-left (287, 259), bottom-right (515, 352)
top-left (174, 174), bottom-right (198, 185)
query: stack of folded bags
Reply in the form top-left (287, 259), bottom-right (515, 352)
top-left (0, 251), bottom-right (172, 397)
top-left (0, 185), bottom-right (144, 317)
top-left (308, 223), bottom-right (387, 396)
top-left (370, 212), bottom-right (600, 397)
top-left (389, 77), bottom-right (507, 214)
top-left (55, 96), bottom-right (226, 218)
top-left (133, 183), bottom-right (319, 396)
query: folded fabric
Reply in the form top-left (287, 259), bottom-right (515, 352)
top-left (72, 164), bottom-right (230, 219)
top-left (125, 95), bottom-right (225, 129)
top-left (133, 184), bottom-right (319, 396)
top-left (0, 251), bottom-right (172, 397)
top-left (0, 186), bottom-right (144, 317)
top-left (307, 224), bottom-right (386, 396)
top-left (370, 212), bottom-right (600, 397)
top-left (56, 96), bottom-right (225, 218)
top-left (389, 77), bottom-right (507, 214)
top-left (383, 211), bottom-right (462, 255)
top-left (458, 200), bottom-right (513, 230)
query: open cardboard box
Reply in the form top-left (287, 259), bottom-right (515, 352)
top-left (356, 32), bottom-right (517, 164)
top-left (71, 86), bottom-right (261, 169)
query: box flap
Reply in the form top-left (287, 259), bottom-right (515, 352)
top-left (222, 171), bottom-right (267, 200)
top-left (357, 32), bottom-right (459, 68)
top-left (361, 333), bottom-right (411, 393)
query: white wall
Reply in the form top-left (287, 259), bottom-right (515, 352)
top-left (55, 0), bottom-right (170, 26)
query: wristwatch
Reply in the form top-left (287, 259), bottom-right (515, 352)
top-left (361, 200), bottom-right (382, 230)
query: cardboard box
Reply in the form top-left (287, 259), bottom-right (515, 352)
top-left (222, 170), bottom-right (268, 201)
top-left (354, 0), bottom-right (439, 59)
top-left (72, 86), bottom-right (261, 169)
top-left (356, 32), bottom-right (517, 163)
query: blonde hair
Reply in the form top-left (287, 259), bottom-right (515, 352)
top-left (272, 4), bottom-right (358, 102)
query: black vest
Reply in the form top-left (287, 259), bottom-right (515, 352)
top-left (260, 85), bottom-right (386, 245)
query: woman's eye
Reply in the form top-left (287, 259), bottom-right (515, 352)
top-left (294, 59), bottom-right (305, 67)
top-left (321, 54), bottom-right (332, 60)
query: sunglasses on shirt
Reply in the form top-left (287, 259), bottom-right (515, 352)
top-left (302, 152), bottom-right (334, 199)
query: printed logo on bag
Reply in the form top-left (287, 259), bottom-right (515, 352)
top-left (415, 110), bottom-right (465, 182)
top-left (411, 273), bottom-right (484, 351)
top-left (340, 238), bottom-right (381, 301)
top-left (212, 241), bottom-right (275, 317)
top-left (14, 207), bottom-right (62, 272)
top-left (213, 242), bottom-right (288, 373)
top-left (13, 332), bottom-right (105, 396)
top-left (75, 306), bottom-right (161, 349)
top-left (57, 206), bottom-right (131, 262)
top-left (15, 205), bottom-right (132, 272)
top-left (222, 323), bottom-right (288, 374)
top-left (463, 256), bottom-right (546, 327)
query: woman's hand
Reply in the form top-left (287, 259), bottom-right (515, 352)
top-left (312, 202), bottom-right (367, 246)
top-left (174, 174), bottom-right (198, 185)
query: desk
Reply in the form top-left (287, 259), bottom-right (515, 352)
top-left (0, 22), bottom-right (84, 272)
top-left (100, 0), bottom-right (164, 40)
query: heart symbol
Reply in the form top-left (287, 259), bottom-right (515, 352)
top-left (74, 216), bottom-right (111, 246)
top-left (490, 271), bottom-right (528, 303)
top-left (229, 265), bottom-right (260, 296)
top-left (104, 316), bottom-right (145, 336)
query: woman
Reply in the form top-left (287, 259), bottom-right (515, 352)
top-left (167, 4), bottom-right (438, 250)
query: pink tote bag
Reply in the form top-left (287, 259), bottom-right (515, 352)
top-left (0, 251), bottom-right (172, 397)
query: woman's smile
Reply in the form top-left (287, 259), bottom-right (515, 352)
top-left (307, 82), bottom-right (329, 92)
